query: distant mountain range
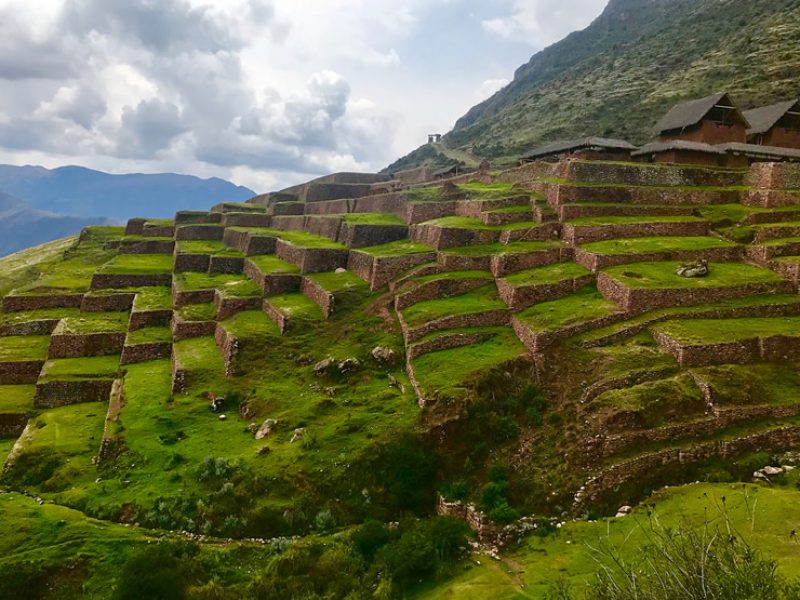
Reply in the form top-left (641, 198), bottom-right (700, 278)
top-left (0, 164), bottom-right (255, 256)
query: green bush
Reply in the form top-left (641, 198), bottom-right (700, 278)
top-left (115, 544), bottom-right (186, 600)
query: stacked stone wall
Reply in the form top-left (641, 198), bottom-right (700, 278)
top-left (300, 278), bottom-right (334, 318)
top-left (563, 220), bottom-right (709, 245)
top-left (118, 239), bottom-right (175, 254)
top-left (275, 240), bottom-right (348, 274)
top-left (172, 286), bottom-right (215, 307)
top-left (338, 223), bottom-right (408, 248)
top-left (347, 251), bottom-right (436, 291)
top-left (80, 293), bottom-right (136, 312)
top-left (0, 361), bottom-right (44, 384)
top-left (262, 300), bottom-right (289, 334)
top-left (242, 259), bottom-right (301, 294)
top-left (173, 253), bottom-right (210, 273)
top-left (48, 332), bottom-right (126, 358)
top-left (214, 324), bottom-right (238, 377)
top-left (125, 218), bottom-right (146, 235)
top-left (3, 294), bottom-right (84, 312)
top-left (221, 213), bottom-right (271, 227)
top-left (171, 317), bottom-right (216, 341)
top-left (404, 201), bottom-right (458, 225)
top-left (175, 211), bottom-right (222, 225)
top-left (91, 274), bottom-right (171, 289)
top-left (128, 309), bottom-right (172, 331)
top-left (410, 224), bottom-right (499, 250)
top-left (746, 241), bottom-right (800, 264)
top-left (0, 414), bottom-right (27, 437)
top-left (499, 223), bottom-right (560, 244)
top-left (143, 224), bottom-right (175, 238)
top-left (558, 160), bottom-right (745, 187)
top-left (395, 278), bottom-right (490, 312)
top-left (491, 246), bottom-right (573, 277)
top-left (208, 256), bottom-right (244, 275)
top-left (653, 328), bottom-right (800, 367)
top-left (175, 225), bottom-right (225, 241)
top-left (0, 319), bottom-right (61, 336)
top-left (34, 379), bottom-right (114, 408)
top-left (539, 182), bottom-right (739, 209)
top-left (407, 331), bottom-right (495, 360)
top-left (214, 291), bottom-right (262, 321)
top-left (497, 274), bottom-right (595, 311)
top-left (575, 245), bottom-right (743, 271)
top-left (558, 204), bottom-right (696, 221)
top-left (403, 309), bottom-right (510, 344)
top-left (270, 215), bottom-right (307, 231)
top-left (596, 274), bottom-right (791, 313)
top-left (120, 342), bottom-right (172, 365)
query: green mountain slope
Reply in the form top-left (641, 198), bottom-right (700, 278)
top-left (387, 0), bottom-right (800, 171)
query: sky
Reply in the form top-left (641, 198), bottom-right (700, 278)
top-left (0, 0), bottom-right (608, 192)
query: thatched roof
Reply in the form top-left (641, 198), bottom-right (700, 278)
top-left (716, 142), bottom-right (800, 161)
top-left (654, 92), bottom-right (749, 134)
top-left (432, 164), bottom-right (463, 177)
top-left (743, 99), bottom-right (800, 135)
top-left (631, 140), bottom-right (726, 157)
top-left (520, 137), bottom-right (636, 161)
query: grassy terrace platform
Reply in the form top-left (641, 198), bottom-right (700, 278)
top-left (172, 337), bottom-right (225, 383)
top-left (176, 303), bottom-right (217, 322)
top-left (97, 254), bottom-right (173, 275)
top-left (502, 262), bottom-right (591, 286)
top-left (654, 316), bottom-right (800, 345)
top-left (420, 215), bottom-right (537, 231)
top-left (567, 215), bottom-right (706, 226)
top-left (38, 356), bottom-right (120, 383)
top-left (125, 327), bottom-right (172, 345)
top-left (401, 284), bottom-right (506, 328)
top-left (54, 313), bottom-right (128, 334)
top-left (580, 236), bottom-right (736, 255)
top-left (265, 293), bottom-right (324, 322)
top-left (306, 270), bottom-right (368, 294)
top-left (0, 384), bottom-right (34, 414)
top-left (0, 308), bottom-right (80, 327)
top-left (245, 255), bottom-right (300, 274)
top-left (12, 402), bottom-right (106, 455)
top-left (173, 273), bottom-right (261, 298)
top-left (219, 310), bottom-right (280, 339)
top-left (693, 363), bottom-right (800, 407)
top-left (132, 286), bottom-right (173, 311)
top-left (356, 240), bottom-right (434, 257)
top-left (602, 262), bottom-right (783, 289)
top-left (438, 240), bottom-right (560, 257)
top-left (0, 336), bottom-right (51, 361)
top-left (175, 240), bottom-right (243, 257)
top-left (341, 213), bottom-right (406, 226)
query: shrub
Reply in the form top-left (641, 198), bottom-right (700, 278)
top-left (353, 520), bottom-right (391, 559)
top-left (115, 544), bottom-right (186, 600)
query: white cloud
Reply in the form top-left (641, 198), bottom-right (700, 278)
top-left (477, 78), bottom-right (510, 101)
top-left (482, 0), bottom-right (607, 47)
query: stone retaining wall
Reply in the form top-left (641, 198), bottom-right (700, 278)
top-left (653, 328), bottom-right (800, 367)
top-left (175, 211), bottom-right (222, 225)
top-left (300, 277), bottom-right (334, 318)
top-left (743, 190), bottom-right (800, 208)
top-left (173, 253), bottom-right (210, 273)
top-left (403, 309), bottom-right (510, 344)
top-left (596, 274), bottom-right (791, 312)
top-left (270, 215), bottom-right (307, 231)
top-left (80, 293), bottom-right (136, 312)
top-left (208, 256), bottom-right (244, 275)
top-left (34, 379), bottom-right (114, 408)
top-left (262, 300), bottom-right (289, 334)
top-left (404, 201), bottom-right (458, 225)
top-left (303, 215), bottom-right (343, 241)
top-left (0, 361), bottom-right (44, 384)
top-left (511, 312), bottom-right (627, 354)
top-left (436, 495), bottom-right (500, 541)
top-left (221, 213), bottom-right (271, 227)
top-left (538, 182), bottom-right (739, 209)
top-left (497, 274), bottom-right (595, 311)
top-left (410, 223), bottom-right (499, 250)
top-left (118, 239), bottom-right (175, 254)
top-left (395, 278), bottom-right (491, 311)
top-left (494, 161), bottom-right (559, 188)
top-left (557, 160), bottom-right (745, 188)
top-left (242, 259), bottom-right (301, 294)
top-left (128, 309), bottom-right (172, 331)
top-left (754, 224), bottom-right (800, 243)
top-left (492, 246), bottom-right (573, 277)
top-left (575, 245), bottom-right (743, 271)
top-left (48, 332), bottom-right (126, 358)
top-left (272, 202), bottom-right (305, 216)
top-left (575, 426), bottom-right (800, 511)
top-left (338, 223), bottom-right (409, 248)
top-left (558, 204), bottom-right (697, 221)
top-left (772, 260), bottom-right (800, 287)
top-left (214, 291), bottom-right (262, 321)
top-left (0, 319), bottom-right (61, 336)
top-left (347, 250), bottom-right (436, 291)
top-left (407, 331), bottom-right (495, 360)
top-left (454, 196), bottom-right (530, 219)
top-left (143, 224), bottom-right (175, 238)
top-left (0, 413), bottom-right (27, 437)
top-left (3, 294), bottom-right (84, 312)
top-left (746, 162), bottom-right (800, 190)
top-left (563, 220), bottom-right (709, 245)
top-left (91, 274), bottom-right (171, 289)
top-left (172, 286), bottom-right (215, 307)
top-left (171, 317), bottom-right (216, 341)
top-left (125, 218), bottom-right (146, 235)
top-left (214, 324), bottom-right (238, 377)
top-left (499, 223), bottom-right (560, 244)
top-left (746, 241), bottom-right (800, 264)
top-left (120, 342), bottom-right (172, 365)
top-left (171, 349), bottom-right (187, 393)
top-left (175, 224), bottom-right (225, 241)
top-left (275, 240), bottom-right (349, 274)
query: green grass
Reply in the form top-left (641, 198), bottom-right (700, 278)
top-left (568, 215), bottom-right (705, 226)
top-left (356, 240), bottom-right (434, 257)
top-left (97, 254), bottom-right (174, 275)
top-left (412, 328), bottom-right (526, 400)
top-left (761, 236), bottom-right (800, 247)
top-left (132, 287), bottom-right (173, 312)
top-left (410, 270), bottom-right (493, 285)
top-left (603, 261), bottom-right (784, 289)
top-left (269, 229), bottom-right (346, 249)
top-left (0, 308), bottom-right (81, 328)
top-left (55, 313), bottom-right (129, 334)
top-left (145, 219), bottom-right (173, 226)
top-left (341, 213), bottom-right (406, 226)
top-left (17, 402), bottom-right (106, 458)
top-left (0, 237), bottom-right (79, 297)
top-left (440, 240), bottom-right (561, 257)
top-left (0, 384), bottom-right (35, 413)
top-left (484, 204), bottom-right (532, 214)
top-left (503, 262), bottom-right (591, 286)
top-left (516, 285), bottom-right (619, 333)
top-left (402, 284), bottom-right (506, 327)
top-left (653, 316), bottom-right (800, 345)
top-left (246, 255), bottom-right (300, 274)
top-left (415, 483), bottom-right (800, 599)
top-left (125, 327), bottom-right (172, 346)
top-left (38, 356), bottom-right (121, 383)
top-left (175, 240), bottom-right (242, 257)
top-left (307, 271), bottom-right (369, 294)
top-left (696, 203), bottom-right (758, 224)
top-left (581, 236), bottom-right (736, 255)
top-left (0, 336), bottom-right (51, 362)
top-left (267, 293), bottom-right (325, 320)
top-left (177, 303), bottom-right (216, 322)
top-left (422, 216), bottom-right (537, 231)
top-left (174, 273), bottom-right (261, 298)
top-left (219, 311), bottom-right (281, 339)
top-left (172, 337), bottom-right (224, 373)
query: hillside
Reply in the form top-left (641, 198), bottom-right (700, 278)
top-left (386, 0), bottom-right (800, 171)
top-left (0, 192), bottom-right (108, 257)
top-left (2, 155), bottom-right (800, 596)
top-left (0, 164), bottom-right (255, 222)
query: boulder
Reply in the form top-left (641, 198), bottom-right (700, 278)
top-left (371, 346), bottom-right (397, 364)
top-left (313, 357), bottom-right (336, 376)
top-left (255, 418), bottom-right (279, 440)
top-left (338, 357), bottom-right (360, 374)
top-left (615, 505), bottom-right (632, 518)
top-left (676, 259), bottom-right (709, 278)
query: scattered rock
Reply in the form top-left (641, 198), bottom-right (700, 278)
top-left (247, 423), bottom-right (259, 434)
top-left (676, 259), bottom-right (709, 278)
top-left (615, 505), bottom-right (633, 518)
top-left (210, 397), bottom-right (225, 413)
top-left (218, 414), bottom-right (227, 421)
top-left (335, 267), bottom-right (346, 274)
top-left (257, 445), bottom-right (271, 456)
top-left (337, 357), bottom-right (360, 374)
top-left (764, 465), bottom-right (784, 476)
top-left (255, 418), bottom-right (279, 440)
top-left (313, 357), bottom-right (336, 376)
top-left (371, 346), bottom-right (397, 364)
top-left (290, 428), bottom-right (306, 443)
